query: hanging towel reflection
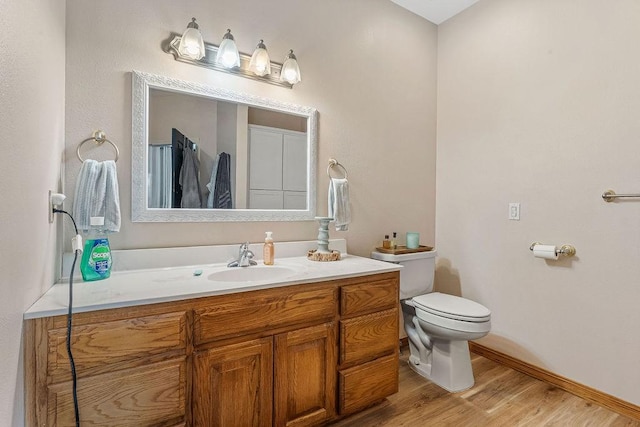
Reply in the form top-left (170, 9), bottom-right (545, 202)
top-left (179, 143), bottom-right (203, 208)
top-left (207, 152), bottom-right (233, 209)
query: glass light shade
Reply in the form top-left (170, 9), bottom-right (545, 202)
top-left (216, 29), bottom-right (240, 68)
top-left (177, 18), bottom-right (205, 60)
top-left (280, 50), bottom-right (301, 85)
top-left (280, 50), bottom-right (302, 85)
top-left (249, 40), bottom-right (271, 76)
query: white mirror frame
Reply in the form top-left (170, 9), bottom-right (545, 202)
top-left (131, 71), bottom-right (318, 222)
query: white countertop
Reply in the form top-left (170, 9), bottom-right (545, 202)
top-left (25, 251), bottom-right (401, 320)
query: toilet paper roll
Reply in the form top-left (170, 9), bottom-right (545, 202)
top-left (533, 244), bottom-right (558, 260)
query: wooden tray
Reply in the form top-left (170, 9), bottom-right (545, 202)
top-left (374, 245), bottom-right (434, 255)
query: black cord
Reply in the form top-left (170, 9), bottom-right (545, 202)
top-left (54, 209), bottom-right (78, 235)
top-left (54, 209), bottom-right (81, 427)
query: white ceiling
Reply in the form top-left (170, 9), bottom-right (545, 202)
top-left (391, 0), bottom-right (480, 25)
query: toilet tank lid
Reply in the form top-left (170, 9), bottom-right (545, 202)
top-left (371, 249), bottom-right (437, 262)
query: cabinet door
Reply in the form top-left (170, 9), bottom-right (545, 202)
top-left (338, 353), bottom-right (398, 415)
top-left (193, 337), bottom-right (273, 427)
top-left (274, 322), bottom-right (336, 427)
top-left (47, 358), bottom-right (187, 426)
top-left (249, 128), bottom-right (283, 190)
top-left (340, 308), bottom-right (398, 366)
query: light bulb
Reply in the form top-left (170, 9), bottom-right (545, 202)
top-left (249, 40), bottom-right (271, 76)
top-left (216, 29), bottom-right (240, 68)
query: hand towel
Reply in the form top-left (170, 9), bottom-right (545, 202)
top-left (328, 178), bottom-right (351, 231)
top-left (72, 159), bottom-right (121, 232)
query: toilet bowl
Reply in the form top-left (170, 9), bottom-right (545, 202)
top-left (371, 249), bottom-right (491, 392)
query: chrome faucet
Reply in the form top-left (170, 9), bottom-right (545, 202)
top-left (227, 242), bottom-right (257, 267)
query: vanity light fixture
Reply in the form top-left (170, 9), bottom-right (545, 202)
top-left (249, 40), bottom-right (271, 77)
top-left (215, 29), bottom-right (241, 68)
top-left (164, 20), bottom-right (302, 89)
top-left (280, 50), bottom-right (301, 85)
top-left (177, 18), bottom-right (205, 60)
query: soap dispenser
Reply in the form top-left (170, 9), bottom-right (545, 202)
top-left (80, 216), bottom-right (112, 281)
top-left (263, 231), bottom-right (275, 265)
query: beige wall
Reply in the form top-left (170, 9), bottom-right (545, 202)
top-left (0, 0), bottom-right (66, 425)
top-left (437, 0), bottom-right (640, 405)
top-left (65, 0), bottom-right (438, 256)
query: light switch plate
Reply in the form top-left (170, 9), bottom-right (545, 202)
top-left (509, 203), bottom-right (520, 220)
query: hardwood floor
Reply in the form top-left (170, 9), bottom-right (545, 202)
top-left (332, 348), bottom-right (640, 426)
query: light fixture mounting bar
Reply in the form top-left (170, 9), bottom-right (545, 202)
top-left (165, 34), bottom-right (293, 89)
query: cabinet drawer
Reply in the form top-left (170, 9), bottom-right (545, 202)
top-left (48, 357), bottom-right (187, 426)
top-left (340, 308), bottom-right (398, 366)
top-left (340, 276), bottom-right (398, 317)
top-left (48, 311), bottom-right (188, 380)
top-left (338, 354), bottom-right (399, 415)
top-left (194, 286), bottom-right (337, 345)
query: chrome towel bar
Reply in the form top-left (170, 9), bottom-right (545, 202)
top-left (602, 189), bottom-right (640, 202)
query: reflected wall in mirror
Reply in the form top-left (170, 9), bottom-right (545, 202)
top-left (132, 71), bottom-right (318, 222)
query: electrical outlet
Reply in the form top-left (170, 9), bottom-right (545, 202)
top-left (49, 191), bottom-right (66, 223)
top-left (509, 203), bottom-right (520, 220)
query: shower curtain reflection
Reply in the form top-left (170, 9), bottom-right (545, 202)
top-left (148, 144), bottom-right (172, 208)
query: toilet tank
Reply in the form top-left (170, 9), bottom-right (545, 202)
top-left (370, 250), bottom-right (437, 300)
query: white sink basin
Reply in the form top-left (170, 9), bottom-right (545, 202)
top-left (208, 266), bottom-right (298, 283)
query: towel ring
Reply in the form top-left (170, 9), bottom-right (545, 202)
top-left (77, 130), bottom-right (120, 162)
top-left (327, 158), bottom-right (348, 179)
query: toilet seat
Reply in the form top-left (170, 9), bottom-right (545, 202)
top-left (415, 306), bottom-right (491, 335)
top-left (412, 292), bottom-right (491, 322)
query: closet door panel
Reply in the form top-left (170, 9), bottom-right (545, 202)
top-left (249, 129), bottom-right (283, 191)
top-left (283, 191), bottom-right (307, 210)
top-left (249, 190), bottom-right (284, 210)
top-left (283, 134), bottom-right (308, 192)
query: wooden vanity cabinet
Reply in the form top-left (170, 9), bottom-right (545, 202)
top-left (25, 272), bottom-right (399, 427)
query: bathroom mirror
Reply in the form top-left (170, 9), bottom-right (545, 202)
top-left (132, 71), bottom-right (317, 222)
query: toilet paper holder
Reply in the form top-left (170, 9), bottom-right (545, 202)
top-left (529, 242), bottom-right (576, 257)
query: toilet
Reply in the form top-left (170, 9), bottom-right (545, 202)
top-left (371, 249), bottom-right (491, 392)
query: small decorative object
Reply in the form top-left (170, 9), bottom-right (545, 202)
top-left (308, 217), bottom-right (341, 261)
top-left (406, 232), bottom-right (420, 249)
